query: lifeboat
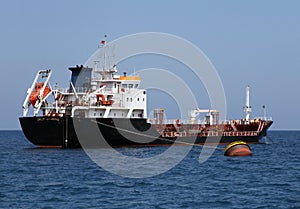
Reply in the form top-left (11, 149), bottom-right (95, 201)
top-left (224, 141), bottom-right (252, 157)
top-left (96, 94), bottom-right (112, 106)
top-left (29, 82), bottom-right (51, 106)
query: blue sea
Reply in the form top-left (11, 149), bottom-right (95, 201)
top-left (0, 131), bottom-right (299, 208)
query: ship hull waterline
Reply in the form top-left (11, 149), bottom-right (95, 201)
top-left (19, 116), bottom-right (272, 148)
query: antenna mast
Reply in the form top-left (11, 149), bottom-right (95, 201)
top-left (245, 85), bottom-right (251, 122)
top-left (103, 34), bottom-right (107, 71)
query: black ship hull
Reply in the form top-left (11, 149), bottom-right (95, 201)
top-left (19, 116), bottom-right (272, 148)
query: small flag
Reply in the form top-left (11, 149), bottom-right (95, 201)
top-left (98, 40), bottom-right (106, 48)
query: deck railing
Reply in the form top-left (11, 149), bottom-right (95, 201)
top-left (160, 130), bottom-right (259, 138)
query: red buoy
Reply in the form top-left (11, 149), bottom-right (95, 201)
top-left (224, 141), bottom-right (252, 157)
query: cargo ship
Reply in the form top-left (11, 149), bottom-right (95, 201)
top-left (19, 42), bottom-right (272, 148)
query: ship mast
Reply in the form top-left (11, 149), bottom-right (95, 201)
top-left (103, 34), bottom-right (107, 72)
top-left (245, 85), bottom-right (251, 122)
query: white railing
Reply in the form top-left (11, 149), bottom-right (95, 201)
top-left (148, 119), bottom-right (206, 125)
top-left (56, 87), bottom-right (90, 93)
top-left (222, 131), bottom-right (258, 137)
top-left (257, 117), bottom-right (273, 121)
top-left (159, 130), bottom-right (259, 137)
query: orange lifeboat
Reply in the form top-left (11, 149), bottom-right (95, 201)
top-left (224, 141), bottom-right (252, 157)
top-left (96, 94), bottom-right (112, 106)
top-left (29, 82), bottom-right (51, 106)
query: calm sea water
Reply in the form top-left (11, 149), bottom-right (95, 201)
top-left (0, 131), bottom-right (299, 208)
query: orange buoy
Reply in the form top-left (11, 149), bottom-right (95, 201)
top-left (224, 141), bottom-right (252, 157)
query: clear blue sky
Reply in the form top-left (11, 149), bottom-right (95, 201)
top-left (0, 0), bottom-right (299, 130)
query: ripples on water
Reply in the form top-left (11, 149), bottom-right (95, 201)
top-left (0, 131), bottom-right (299, 208)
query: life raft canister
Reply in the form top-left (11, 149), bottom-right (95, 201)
top-left (29, 82), bottom-right (51, 106)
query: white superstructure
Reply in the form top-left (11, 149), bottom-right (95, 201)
top-left (22, 40), bottom-right (147, 119)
